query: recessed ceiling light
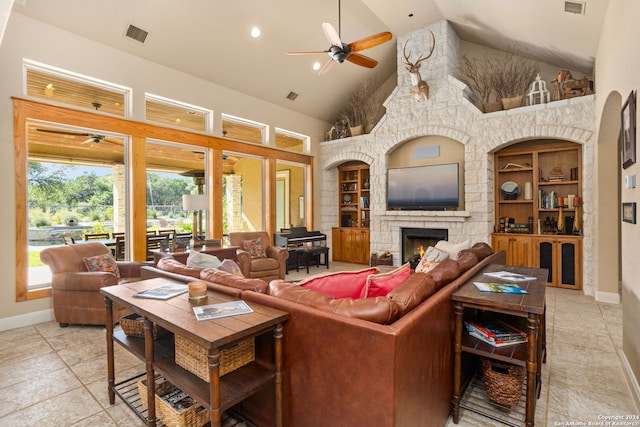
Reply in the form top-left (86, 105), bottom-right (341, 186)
top-left (251, 27), bottom-right (261, 38)
top-left (313, 62), bottom-right (321, 71)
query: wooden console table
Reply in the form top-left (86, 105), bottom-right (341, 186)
top-left (451, 264), bottom-right (547, 427)
top-left (101, 278), bottom-right (288, 427)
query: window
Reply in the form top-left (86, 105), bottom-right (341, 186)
top-left (275, 128), bottom-right (309, 153)
top-left (145, 94), bottom-right (212, 132)
top-left (223, 153), bottom-right (264, 233)
top-left (25, 60), bottom-right (130, 116)
top-left (276, 161), bottom-right (307, 230)
top-left (221, 114), bottom-right (266, 143)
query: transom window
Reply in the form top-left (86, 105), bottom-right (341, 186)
top-left (221, 114), bottom-right (266, 144)
top-left (145, 94), bottom-right (212, 132)
top-left (24, 60), bottom-right (130, 116)
top-left (275, 128), bottom-right (309, 153)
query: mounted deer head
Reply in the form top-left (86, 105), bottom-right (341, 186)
top-left (402, 31), bottom-right (436, 101)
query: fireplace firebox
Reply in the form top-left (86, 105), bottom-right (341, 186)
top-left (401, 228), bottom-right (448, 268)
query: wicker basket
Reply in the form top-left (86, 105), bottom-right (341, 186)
top-left (501, 95), bottom-right (523, 110)
top-left (482, 101), bottom-right (503, 113)
top-left (138, 377), bottom-right (208, 427)
top-left (481, 358), bottom-right (524, 407)
top-left (175, 335), bottom-right (255, 382)
top-left (120, 314), bottom-right (166, 339)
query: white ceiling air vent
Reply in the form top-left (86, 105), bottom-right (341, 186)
top-left (564, 1), bottom-right (586, 15)
top-left (286, 91), bottom-right (299, 101)
top-left (124, 24), bottom-right (149, 44)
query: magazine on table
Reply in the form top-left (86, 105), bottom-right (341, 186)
top-left (483, 270), bottom-right (536, 282)
top-left (193, 300), bottom-right (254, 321)
top-left (473, 282), bottom-right (528, 294)
top-left (133, 283), bottom-right (189, 300)
top-left (468, 330), bottom-right (527, 347)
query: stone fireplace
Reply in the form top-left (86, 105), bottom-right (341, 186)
top-left (319, 20), bottom-right (596, 294)
top-left (401, 227), bottom-right (448, 268)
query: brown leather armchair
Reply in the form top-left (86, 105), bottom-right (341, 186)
top-left (40, 242), bottom-right (151, 327)
top-left (228, 231), bottom-right (288, 283)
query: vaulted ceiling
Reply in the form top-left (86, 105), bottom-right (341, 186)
top-left (12, 0), bottom-right (608, 123)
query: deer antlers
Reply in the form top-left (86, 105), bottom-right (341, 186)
top-left (402, 31), bottom-right (435, 72)
top-left (402, 31), bottom-right (436, 101)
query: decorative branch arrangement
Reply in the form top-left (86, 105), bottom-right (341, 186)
top-left (490, 49), bottom-right (538, 101)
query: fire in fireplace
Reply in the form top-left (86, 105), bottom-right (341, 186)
top-left (401, 228), bottom-right (448, 268)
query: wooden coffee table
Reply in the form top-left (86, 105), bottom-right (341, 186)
top-left (101, 278), bottom-right (288, 427)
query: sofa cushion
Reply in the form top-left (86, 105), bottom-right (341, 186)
top-left (83, 253), bottom-right (120, 278)
top-left (186, 251), bottom-right (222, 269)
top-left (455, 250), bottom-right (479, 272)
top-left (217, 259), bottom-right (244, 276)
top-left (386, 273), bottom-right (439, 317)
top-left (299, 267), bottom-right (378, 299)
top-left (364, 263), bottom-right (411, 298)
top-left (157, 257), bottom-right (202, 278)
top-left (269, 281), bottom-right (400, 324)
top-left (415, 246), bottom-right (449, 273)
top-left (200, 268), bottom-right (268, 293)
top-left (466, 242), bottom-right (494, 261)
top-left (435, 239), bottom-right (471, 260)
top-left (427, 258), bottom-right (462, 289)
top-left (242, 237), bottom-right (267, 257)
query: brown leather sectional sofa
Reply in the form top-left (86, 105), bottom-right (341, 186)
top-left (140, 243), bottom-right (506, 427)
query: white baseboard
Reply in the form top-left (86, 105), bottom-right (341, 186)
top-left (619, 349), bottom-right (640, 411)
top-left (596, 291), bottom-right (621, 304)
top-left (0, 309), bottom-right (53, 331)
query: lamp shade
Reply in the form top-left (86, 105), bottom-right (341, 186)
top-left (182, 194), bottom-right (208, 211)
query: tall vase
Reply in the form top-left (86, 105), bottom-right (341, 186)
top-left (556, 206), bottom-right (565, 234)
top-left (573, 206), bottom-right (582, 235)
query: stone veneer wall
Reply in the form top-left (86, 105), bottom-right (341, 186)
top-left (318, 20), bottom-right (597, 295)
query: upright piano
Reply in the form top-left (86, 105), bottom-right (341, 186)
top-left (275, 227), bottom-right (328, 273)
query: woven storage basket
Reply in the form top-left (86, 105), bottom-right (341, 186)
top-left (482, 101), bottom-right (503, 113)
top-left (481, 358), bottom-right (524, 407)
top-left (120, 314), bottom-right (162, 339)
top-left (501, 95), bottom-right (523, 110)
top-left (138, 378), bottom-right (208, 427)
top-left (175, 335), bottom-right (255, 382)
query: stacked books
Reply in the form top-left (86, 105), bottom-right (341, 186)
top-left (465, 319), bottom-right (527, 347)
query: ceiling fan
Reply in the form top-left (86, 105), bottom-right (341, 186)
top-left (36, 128), bottom-right (118, 145)
top-left (287, 0), bottom-right (392, 75)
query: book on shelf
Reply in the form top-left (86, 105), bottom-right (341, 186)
top-left (484, 271), bottom-right (536, 282)
top-left (468, 330), bottom-right (527, 347)
top-left (133, 283), bottom-right (188, 300)
top-left (193, 300), bottom-right (253, 321)
top-left (473, 282), bottom-right (528, 294)
top-left (465, 319), bottom-right (526, 340)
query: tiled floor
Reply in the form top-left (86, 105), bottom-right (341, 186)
top-left (0, 262), bottom-right (637, 426)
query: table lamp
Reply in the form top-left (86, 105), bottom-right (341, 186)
top-left (182, 194), bottom-right (208, 245)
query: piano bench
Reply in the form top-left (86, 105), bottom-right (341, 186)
top-left (297, 246), bottom-right (330, 274)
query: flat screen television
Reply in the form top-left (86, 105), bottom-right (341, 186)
top-left (387, 163), bottom-right (459, 210)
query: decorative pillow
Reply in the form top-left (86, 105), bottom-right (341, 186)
top-left (186, 251), bottom-right (222, 269)
top-left (217, 259), bottom-right (244, 276)
top-left (363, 263), bottom-right (412, 298)
top-left (83, 253), bottom-right (120, 278)
top-left (415, 246), bottom-right (449, 273)
top-left (157, 257), bottom-right (202, 278)
top-left (434, 239), bottom-right (471, 260)
top-left (299, 267), bottom-right (379, 299)
top-left (242, 237), bottom-right (267, 258)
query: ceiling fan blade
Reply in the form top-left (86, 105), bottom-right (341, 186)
top-left (36, 128), bottom-right (90, 137)
top-left (287, 50), bottom-right (330, 55)
top-left (322, 22), bottom-right (342, 47)
top-left (318, 59), bottom-right (336, 76)
top-left (349, 31), bottom-right (392, 52)
top-left (346, 52), bottom-right (378, 69)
